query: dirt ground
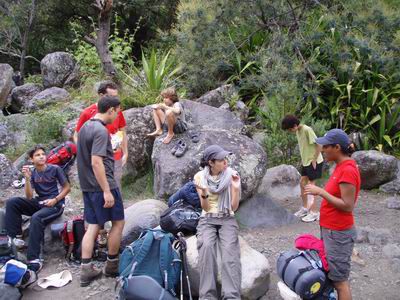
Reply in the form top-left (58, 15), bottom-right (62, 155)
top-left (2, 187), bottom-right (399, 300)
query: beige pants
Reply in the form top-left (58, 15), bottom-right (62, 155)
top-left (196, 216), bottom-right (241, 300)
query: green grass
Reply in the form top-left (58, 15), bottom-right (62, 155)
top-left (121, 169), bottom-right (155, 201)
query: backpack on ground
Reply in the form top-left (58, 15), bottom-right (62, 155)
top-left (160, 200), bottom-right (201, 236)
top-left (0, 230), bottom-right (16, 264)
top-left (118, 229), bottom-right (181, 299)
top-left (168, 181), bottom-right (201, 209)
top-left (277, 249), bottom-right (335, 300)
top-left (61, 216), bottom-right (86, 262)
top-left (46, 141), bottom-right (77, 172)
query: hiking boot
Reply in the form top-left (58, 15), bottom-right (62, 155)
top-left (301, 211), bottom-right (320, 223)
top-left (294, 207), bottom-right (308, 218)
top-left (104, 258), bottom-right (119, 277)
top-left (80, 263), bottom-right (102, 287)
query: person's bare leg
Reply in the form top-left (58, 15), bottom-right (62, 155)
top-left (163, 110), bottom-right (176, 144)
top-left (308, 179), bottom-right (318, 213)
top-left (107, 220), bottom-right (125, 255)
top-left (147, 109), bottom-right (165, 137)
top-left (300, 176), bottom-right (309, 208)
top-left (82, 224), bottom-right (100, 259)
top-left (334, 280), bottom-right (352, 300)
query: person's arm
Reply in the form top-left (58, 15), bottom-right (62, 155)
top-left (45, 182), bottom-right (71, 207)
top-left (194, 173), bottom-right (210, 211)
top-left (73, 131), bottom-right (78, 144)
top-left (22, 166), bottom-right (33, 200)
top-left (312, 144), bottom-right (322, 169)
top-left (304, 183), bottom-right (356, 212)
top-left (230, 173), bottom-right (241, 211)
top-left (121, 127), bottom-right (128, 166)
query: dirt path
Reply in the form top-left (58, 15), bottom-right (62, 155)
top-left (9, 189), bottom-right (400, 299)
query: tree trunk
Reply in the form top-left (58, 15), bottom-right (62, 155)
top-left (95, 0), bottom-right (117, 78)
top-left (19, 0), bottom-right (36, 81)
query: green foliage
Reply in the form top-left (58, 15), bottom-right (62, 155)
top-left (27, 108), bottom-right (72, 144)
top-left (120, 49), bottom-right (181, 108)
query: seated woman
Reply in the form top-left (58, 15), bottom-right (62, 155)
top-left (194, 145), bottom-right (241, 300)
top-left (305, 129), bottom-right (360, 300)
top-left (147, 87), bottom-right (187, 144)
top-left (5, 145), bottom-right (70, 272)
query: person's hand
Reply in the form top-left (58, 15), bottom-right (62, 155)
top-left (304, 184), bottom-right (324, 196)
top-left (231, 173), bottom-right (241, 189)
top-left (103, 191), bottom-right (115, 208)
top-left (311, 160), bottom-right (317, 170)
top-left (121, 153), bottom-right (128, 166)
top-left (21, 165), bottom-right (32, 179)
top-left (45, 198), bottom-right (58, 207)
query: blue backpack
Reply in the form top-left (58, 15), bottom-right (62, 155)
top-left (118, 229), bottom-right (181, 297)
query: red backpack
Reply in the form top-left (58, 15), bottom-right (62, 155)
top-left (46, 141), bottom-right (77, 169)
top-left (61, 216), bottom-right (85, 261)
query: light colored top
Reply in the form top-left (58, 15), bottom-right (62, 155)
top-left (296, 124), bottom-right (324, 167)
top-left (173, 102), bottom-right (186, 122)
top-left (193, 171), bottom-right (234, 215)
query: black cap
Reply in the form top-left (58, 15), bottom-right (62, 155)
top-left (315, 129), bottom-right (351, 149)
top-left (203, 145), bottom-right (232, 162)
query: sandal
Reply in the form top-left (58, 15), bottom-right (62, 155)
top-left (189, 131), bottom-right (201, 143)
top-left (171, 140), bottom-right (184, 155)
top-left (174, 141), bottom-right (188, 157)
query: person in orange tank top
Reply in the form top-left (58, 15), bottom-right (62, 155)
top-left (305, 129), bottom-right (360, 300)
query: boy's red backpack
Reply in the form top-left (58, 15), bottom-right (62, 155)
top-left (46, 141), bottom-right (77, 169)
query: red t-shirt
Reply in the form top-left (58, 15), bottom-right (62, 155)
top-left (75, 103), bottom-right (126, 160)
top-left (320, 159), bottom-right (361, 231)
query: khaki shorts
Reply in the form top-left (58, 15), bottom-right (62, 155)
top-left (321, 226), bottom-right (357, 282)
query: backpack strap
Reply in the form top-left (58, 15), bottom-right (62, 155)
top-left (159, 233), bottom-right (172, 290)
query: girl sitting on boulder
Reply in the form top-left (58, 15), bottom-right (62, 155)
top-left (147, 87), bottom-right (187, 144)
top-left (194, 145), bottom-right (242, 300)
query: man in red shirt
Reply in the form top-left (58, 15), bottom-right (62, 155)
top-left (73, 81), bottom-right (128, 190)
top-left (305, 129), bottom-right (360, 300)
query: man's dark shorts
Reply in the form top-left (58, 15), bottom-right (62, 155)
top-left (321, 226), bottom-right (357, 282)
top-left (162, 119), bottom-right (187, 134)
top-left (83, 188), bottom-right (124, 225)
top-left (301, 162), bottom-right (323, 181)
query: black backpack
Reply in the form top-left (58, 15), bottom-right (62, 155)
top-left (160, 200), bottom-right (201, 236)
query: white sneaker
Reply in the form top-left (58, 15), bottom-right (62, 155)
top-left (302, 211), bottom-right (320, 223)
top-left (294, 207), bottom-right (308, 218)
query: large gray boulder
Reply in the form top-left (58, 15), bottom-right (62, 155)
top-left (0, 154), bottom-right (18, 189)
top-left (237, 194), bottom-right (298, 228)
top-left (352, 150), bottom-right (398, 189)
top-left (121, 199), bottom-right (168, 247)
top-left (195, 84), bottom-right (237, 108)
top-left (185, 235), bottom-right (270, 299)
top-left (0, 64), bottom-right (14, 108)
top-left (41, 52), bottom-right (77, 88)
top-left (9, 83), bottom-right (43, 112)
top-left (27, 87), bottom-right (70, 111)
top-left (0, 114), bottom-right (31, 152)
top-left (183, 99), bottom-right (244, 133)
top-left (257, 164), bottom-right (301, 204)
top-left (380, 160), bottom-right (400, 194)
top-left (123, 106), bottom-right (155, 178)
top-left (152, 129), bottom-right (267, 200)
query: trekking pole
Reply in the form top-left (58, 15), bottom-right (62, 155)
top-left (177, 232), bottom-right (193, 300)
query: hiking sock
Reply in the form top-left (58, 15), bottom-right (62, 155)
top-left (81, 258), bottom-right (92, 265)
top-left (107, 254), bottom-right (118, 260)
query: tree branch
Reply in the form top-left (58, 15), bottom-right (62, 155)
top-left (83, 35), bottom-right (96, 46)
top-left (294, 45), bottom-right (316, 81)
top-left (0, 49), bottom-right (40, 63)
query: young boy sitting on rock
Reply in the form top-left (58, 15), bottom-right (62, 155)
top-left (4, 145), bottom-right (70, 272)
top-left (147, 87), bottom-right (187, 144)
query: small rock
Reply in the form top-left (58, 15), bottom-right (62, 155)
top-left (391, 258), bottom-right (400, 273)
top-left (368, 228), bottom-right (391, 246)
top-left (355, 227), bottom-right (370, 243)
top-left (382, 244), bottom-right (400, 259)
top-left (386, 197), bottom-right (400, 210)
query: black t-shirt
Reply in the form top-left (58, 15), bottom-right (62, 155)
top-left (77, 118), bottom-right (117, 192)
top-left (30, 164), bottom-right (68, 203)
